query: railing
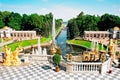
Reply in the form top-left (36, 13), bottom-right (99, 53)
top-left (21, 54), bottom-right (111, 74)
top-left (21, 54), bottom-right (53, 63)
top-left (66, 62), bottom-right (101, 73)
top-left (60, 58), bottom-right (111, 74)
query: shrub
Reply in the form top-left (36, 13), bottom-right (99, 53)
top-left (52, 53), bottom-right (61, 66)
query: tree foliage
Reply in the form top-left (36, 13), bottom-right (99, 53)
top-left (67, 12), bottom-right (120, 39)
top-left (0, 11), bottom-right (63, 37)
top-left (98, 13), bottom-right (120, 30)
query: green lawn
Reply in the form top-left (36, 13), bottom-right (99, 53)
top-left (0, 26), bottom-right (62, 52)
top-left (67, 39), bottom-right (107, 51)
top-left (7, 36), bottom-right (51, 51)
top-left (0, 26), bottom-right (63, 52)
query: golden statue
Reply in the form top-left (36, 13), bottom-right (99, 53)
top-left (109, 39), bottom-right (115, 61)
top-left (66, 54), bottom-right (73, 62)
top-left (3, 46), bottom-right (23, 66)
top-left (69, 54), bottom-right (73, 62)
top-left (100, 52), bottom-right (106, 63)
top-left (12, 46), bottom-right (23, 66)
top-left (50, 43), bottom-right (59, 54)
top-left (94, 48), bottom-right (99, 60)
top-left (82, 52), bottom-right (90, 61)
top-left (3, 46), bottom-right (11, 66)
top-left (82, 51), bottom-right (96, 61)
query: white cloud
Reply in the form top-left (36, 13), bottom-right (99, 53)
top-left (38, 5), bottom-right (81, 21)
top-left (1, 2), bottom-right (119, 21)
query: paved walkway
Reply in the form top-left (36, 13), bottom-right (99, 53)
top-left (0, 63), bottom-right (120, 80)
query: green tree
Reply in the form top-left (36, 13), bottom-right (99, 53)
top-left (0, 11), bottom-right (63, 38)
top-left (27, 14), bottom-right (43, 30)
top-left (67, 12), bottom-right (100, 39)
top-left (67, 19), bottom-right (79, 39)
top-left (7, 12), bottom-right (22, 30)
top-left (98, 13), bottom-right (120, 30)
top-left (21, 14), bottom-right (29, 30)
top-left (0, 16), bottom-right (5, 28)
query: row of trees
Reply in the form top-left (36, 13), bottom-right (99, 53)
top-left (0, 11), bottom-right (63, 37)
top-left (67, 12), bottom-right (120, 39)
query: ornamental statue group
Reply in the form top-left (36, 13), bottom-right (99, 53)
top-left (3, 46), bottom-right (22, 66)
top-left (2, 39), bottom-right (115, 66)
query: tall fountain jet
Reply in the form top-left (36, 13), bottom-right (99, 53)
top-left (52, 16), bottom-right (56, 43)
top-left (38, 37), bottom-right (42, 55)
top-left (50, 16), bottom-right (58, 54)
top-left (101, 43), bottom-right (104, 50)
top-left (91, 40), bottom-right (95, 51)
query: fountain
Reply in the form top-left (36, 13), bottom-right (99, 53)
top-left (94, 41), bottom-right (95, 49)
top-left (32, 37), bottom-right (42, 55)
top-left (43, 48), bottom-right (47, 55)
top-left (50, 16), bottom-right (59, 54)
top-left (52, 16), bottom-right (56, 44)
top-left (38, 37), bottom-right (42, 55)
top-left (101, 43), bottom-right (104, 50)
top-left (106, 46), bottom-right (109, 52)
top-left (35, 49), bottom-right (38, 55)
top-left (24, 37), bottom-right (48, 63)
top-left (91, 40), bottom-right (94, 50)
top-left (91, 40), bottom-right (96, 51)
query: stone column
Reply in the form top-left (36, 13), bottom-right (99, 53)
top-left (23, 32), bottom-right (24, 37)
top-left (99, 34), bottom-right (101, 38)
top-left (16, 33), bottom-right (17, 38)
top-left (92, 34), bottom-right (93, 38)
top-left (12, 33), bottom-right (14, 38)
top-left (66, 63), bottom-right (73, 73)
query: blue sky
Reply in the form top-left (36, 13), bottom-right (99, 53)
top-left (0, 0), bottom-right (120, 21)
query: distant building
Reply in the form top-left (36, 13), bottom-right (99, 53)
top-left (112, 26), bottom-right (120, 39)
top-left (0, 26), bottom-right (36, 40)
top-left (84, 26), bottom-right (120, 40)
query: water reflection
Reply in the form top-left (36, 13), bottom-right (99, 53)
top-left (56, 28), bottom-right (86, 56)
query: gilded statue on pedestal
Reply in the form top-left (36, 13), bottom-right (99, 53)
top-left (3, 46), bottom-right (23, 66)
top-left (109, 39), bottom-right (115, 61)
top-left (12, 46), bottom-right (23, 66)
top-left (66, 54), bottom-right (73, 62)
top-left (100, 52), bottom-right (106, 63)
top-left (94, 48), bottom-right (99, 60)
top-left (50, 43), bottom-right (61, 55)
top-left (3, 46), bottom-right (11, 66)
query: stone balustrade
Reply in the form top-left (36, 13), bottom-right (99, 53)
top-left (21, 54), bottom-right (53, 63)
top-left (66, 62), bottom-right (101, 73)
top-left (60, 58), bottom-right (111, 75)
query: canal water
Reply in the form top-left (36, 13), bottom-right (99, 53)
top-left (56, 28), bottom-right (67, 56)
top-left (56, 24), bottom-right (86, 56)
top-left (24, 22), bottom-right (86, 55)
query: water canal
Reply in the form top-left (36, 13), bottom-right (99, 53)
top-left (56, 25), bottom-right (86, 56)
